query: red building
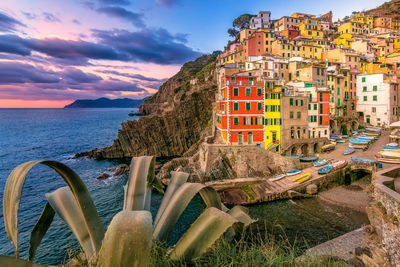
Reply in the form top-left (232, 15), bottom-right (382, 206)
top-left (245, 30), bottom-right (274, 58)
top-left (216, 76), bottom-right (264, 145)
top-left (286, 26), bottom-right (300, 39)
top-left (317, 90), bottom-right (330, 126)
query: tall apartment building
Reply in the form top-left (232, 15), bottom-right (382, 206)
top-left (250, 11), bottom-right (271, 29)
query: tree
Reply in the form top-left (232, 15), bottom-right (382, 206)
top-left (227, 28), bottom-right (239, 38)
top-left (233, 13), bottom-right (255, 30)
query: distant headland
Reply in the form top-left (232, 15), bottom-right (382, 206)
top-left (64, 97), bottom-right (147, 108)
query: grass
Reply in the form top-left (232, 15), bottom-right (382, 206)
top-left (241, 185), bottom-right (255, 202)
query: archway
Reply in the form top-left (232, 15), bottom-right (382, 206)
top-left (238, 132), bottom-right (243, 145)
top-left (340, 124), bottom-right (348, 135)
top-left (291, 146), bottom-right (298, 156)
top-left (344, 173), bottom-right (351, 185)
top-left (313, 143), bottom-right (319, 153)
top-left (301, 144), bottom-right (308, 156)
top-left (248, 132), bottom-right (253, 145)
top-left (330, 120), bottom-right (336, 134)
top-left (351, 121), bottom-right (359, 131)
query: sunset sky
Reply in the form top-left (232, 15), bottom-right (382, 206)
top-left (0, 0), bottom-right (384, 107)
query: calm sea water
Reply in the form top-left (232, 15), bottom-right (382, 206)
top-left (0, 108), bottom-right (368, 265)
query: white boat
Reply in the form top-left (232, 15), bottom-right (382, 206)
top-left (378, 151), bottom-right (400, 159)
top-left (269, 174), bottom-right (287, 182)
top-left (286, 170), bottom-right (301, 176)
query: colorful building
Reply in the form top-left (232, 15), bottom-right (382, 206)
top-left (264, 83), bottom-right (282, 151)
top-left (298, 18), bottom-right (324, 38)
top-left (216, 76), bottom-right (265, 145)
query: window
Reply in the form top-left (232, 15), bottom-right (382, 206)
top-left (257, 102), bottom-right (262, 111)
top-left (337, 88), bottom-right (340, 95)
top-left (363, 96), bottom-right (367, 101)
top-left (290, 111), bottom-right (294, 119)
top-left (257, 88), bottom-right (262, 96)
top-left (300, 100), bottom-right (303, 106)
top-left (373, 85), bottom-right (377, 91)
top-left (363, 86), bottom-right (367, 92)
top-left (362, 77), bottom-right (366, 82)
top-left (308, 104), bottom-right (311, 110)
top-left (233, 88), bottom-right (239, 96)
top-left (233, 117), bottom-right (239, 125)
top-left (245, 88), bottom-right (251, 96)
top-left (290, 98), bottom-right (293, 106)
top-left (246, 102), bottom-right (251, 110)
top-left (373, 95), bottom-right (377, 101)
top-left (319, 116), bottom-right (322, 124)
top-left (372, 107), bottom-right (376, 113)
top-left (314, 104), bottom-right (317, 110)
top-left (233, 102), bottom-right (238, 111)
top-left (297, 112), bottom-right (301, 119)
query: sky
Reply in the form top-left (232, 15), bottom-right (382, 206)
top-left (0, 0), bottom-right (385, 108)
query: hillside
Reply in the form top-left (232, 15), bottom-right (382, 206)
top-left (365, 0), bottom-right (400, 18)
top-left (77, 52), bottom-right (219, 159)
top-left (64, 97), bottom-right (146, 108)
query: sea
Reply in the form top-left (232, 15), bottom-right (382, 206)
top-left (0, 108), bottom-right (368, 265)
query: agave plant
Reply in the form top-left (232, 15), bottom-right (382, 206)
top-left (2, 156), bottom-right (254, 266)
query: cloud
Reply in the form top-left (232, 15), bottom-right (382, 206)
top-left (63, 67), bottom-right (102, 84)
top-left (98, 70), bottom-right (167, 82)
top-left (21, 11), bottom-right (37, 20)
top-left (95, 6), bottom-right (145, 28)
top-left (0, 28), bottom-right (201, 65)
top-left (42, 12), bottom-right (61, 23)
top-left (156, 0), bottom-right (178, 7)
top-left (0, 12), bottom-right (25, 32)
top-left (72, 19), bottom-right (81, 25)
top-left (0, 62), bottom-right (60, 84)
top-left (97, 0), bottom-right (131, 5)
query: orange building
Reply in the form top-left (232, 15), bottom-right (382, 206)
top-left (216, 76), bottom-right (265, 145)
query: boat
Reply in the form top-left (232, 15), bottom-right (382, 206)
top-left (322, 143), bottom-right (336, 151)
top-left (269, 174), bottom-right (287, 182)
top-left (377, 157), bottom-right (400, 164)
top-left (313, 159), bottom-right (330, 167)
top-left (286, 170), bottom-right (301, 176)
top-left (378, 151), bottom-right (400, 159)
top-left (350, 157), bottom-right (375, 165)
top-left (337, 139), bottom-right (346, 143)
top-left (285, 156), bottom-right (299, 159)
top-left (318, 165), bottom-right (333, 175)
top-left (300, 156), bottom-right (318, 162)
top-left (383, 145), bottom-right (400, 151)
top-left (331, 160), bottom-right (348, 170)
top-left (297, 173), bottom-right (312, 184)
top-left (343, 147), bottom-right (355, 155)
top-left (386, 143), bottom-right (399, 147)
top-left (340, 135), bottom-right (349, 139)
top-left (350, 139), bottom-right (370, 145)
top-left (329, 135), bottom-right (341, 140)
top-left (292, 172), bottom-right (310, 182)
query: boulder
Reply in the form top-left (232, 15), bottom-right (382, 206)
top-left (97, 173), bottom-right (111, 180)
top-left (306, 184), bottom-right (318, 195)
top-left (114, 164), bottom-right (129, 176)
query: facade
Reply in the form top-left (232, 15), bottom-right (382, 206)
top-left (217, 76), bottom-right (265, 145)
top-left (356, 73), bottom-right (399, 127)
top-left (250, 11), bottom-right (271, 29)
top-left (298, 18), bottom-right (324, 38)
top-left (275, 16), bottom-right (302, 32)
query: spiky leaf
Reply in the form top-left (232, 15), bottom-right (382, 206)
top-left (154, 171), bottom-right (189, 226)
top-left (227, 205), bottom-right (256, 227)
top-left (169, 207), bottom-right (242, 261)
top-left (3, 160), bottom-right (104, 258)
top-left (97, 211), bottom-right (152, 267)
top-left (153, 183), bottom-right (222, 241)
top-left (0, 255), bottom-right (46, 267)
top-left (28, 202), bottom-right (55, 261)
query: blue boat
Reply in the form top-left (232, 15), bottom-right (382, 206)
top-left (269, 174), bottom-right (287, 182)
top-left (350, 139), bottom-right (370, 145)
top-left (313, 159), bottom-right (329, 167)
top-left (300, 156), bottom-right (318, 162)
top-left (286, 169), bottom-right (301, 176)
top-left (350, 157), bottom-right (375, 165)
top-left (285, 156), bottom-right (299, 159)
top-left (343, 147), bottom-right (355, 155)
top-left (383, 145), bottom-right (400, 150)
top-left (318, 165), bottom-right (333, 175)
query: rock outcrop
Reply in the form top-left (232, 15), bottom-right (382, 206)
top-left (77, 53), bottom-right (218, 159)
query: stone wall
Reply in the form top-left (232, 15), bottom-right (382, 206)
top-left (364, 167), bottom-right (400, 266)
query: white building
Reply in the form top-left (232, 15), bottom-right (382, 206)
top-left (250, 11), bottom-right (271, 29)
top-left (356, 73), bottom-right (399, 127)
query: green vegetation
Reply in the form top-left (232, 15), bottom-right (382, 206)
top-left (2, 156), bottom-right (254, 266)
top-left (241, 185), bottom-right (255, 202)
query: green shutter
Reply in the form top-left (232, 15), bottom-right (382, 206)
top-left (234, 88), bottom-right (239, 96)
top-left (234, 102), bottom-right (239, 111)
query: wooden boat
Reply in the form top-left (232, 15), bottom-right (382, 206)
top-left (322, 143), bottom-right (336, 151)
top-left (318, 165), bottom-right (333, 175)
top-left (337, 139), bottom-right (346, 143)
top-left (297, 173), bottom-right (312, 184)
top-left (286, 170), bottom-right (301, 176)
top-left (378, 151), bottom-right (400, 159)
top-left (300, 156), bottom-right (318, 162)
top-left (292, 172), bottom-right (310, 182)
top-left (350, 157), bottom-right (375, 165)
top-left (343, 147), bottom-right (355, 155)
top-left (269, 174), bottom-right (287, 182)
top-left (313, 159), bottom-right (329, 167)
top-left (331, 160), bottom-right (348, 170)
top-left (377, 157), bottom-right (400, 164)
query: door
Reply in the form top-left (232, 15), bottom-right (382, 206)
top-left (272, 132), bottom-right (276, 142)
top-left (238, 132), bottom-right (243, 145)
top-left (366, 117), bottom-right (370, 124)
top-left (248, 132), bottom-right (253, 145)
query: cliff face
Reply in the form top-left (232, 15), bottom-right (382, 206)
top-left (365, 0), bottom-right (400, 18)
top-left (78, 53), bottom-right (218, 159)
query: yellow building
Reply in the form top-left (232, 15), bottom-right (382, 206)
top-left (264, 85), bottom-right (282, 151)
top-left (394, 37), bottom-right (400, 51)
top-left (290, 13), bottom-right (316, 19)
top-left (350, 12), bottom-right (374, 28)
top-left (359, 61), bottom-right (394, 75)
top-left (271, 39), bottom-right (322, 59)
top-left (298, 18), bottom-right (324, 38)
top-left (333, 33), bottom-right (354, 48)
top-left (338, 22), bottom-right (370, 35)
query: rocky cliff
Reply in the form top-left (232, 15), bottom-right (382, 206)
top-left (365, 0), bottom-right (400, 18)
top-left (77, 53), bottom-right (219, 159)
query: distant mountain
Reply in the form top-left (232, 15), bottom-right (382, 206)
top-left (64, 97), bottom-right (147, 108)
top-left (365, 0), bottom-right (400, 19)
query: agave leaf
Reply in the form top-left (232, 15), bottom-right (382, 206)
top-left (153, 183), bottom-right (222, 242)
top-left (97, 210), bottom-right (152, 267)
top-left (169, 207), bottom-right (242, 261)
top-left (46, 187), bottom-right (98, 258)
top-left (124, 156), bottom-right (155, 211)
top-left (0, 254), bottom-right (46, 267)
top-left (28, 202), bottom-right (55, 261)
top-left (227, 206), bottom-right (256, 227)
top-left (3, 160), bottom-right (104, 258)
top-left (154, 171), bottom-right (189, 226)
